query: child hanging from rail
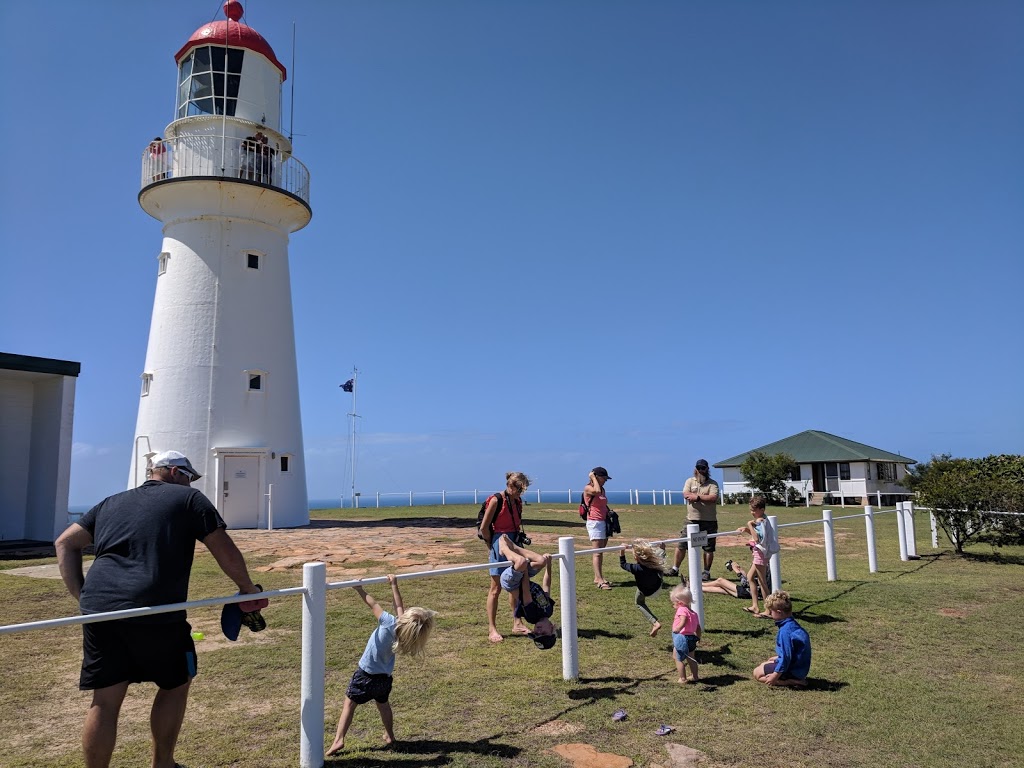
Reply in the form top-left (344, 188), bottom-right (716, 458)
top-left (327, 575), bottom-right (436, 755)
top-left (496, 535), bottom-right (558, 649)
top-left (619, 539), bottom-right (669, 636)
top-left (670, 584), bottom-right (702, 684)
top-left (736, 495), bottom-right (778, 617)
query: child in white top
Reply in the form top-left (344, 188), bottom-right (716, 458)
top-left (737, 495), bottom-right (775, 617)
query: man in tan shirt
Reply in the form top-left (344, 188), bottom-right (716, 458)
top-left (669, 458), bottom-right (720, 582)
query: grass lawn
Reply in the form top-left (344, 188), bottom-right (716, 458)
top-left (1, 503), bottom-right (1023, 767)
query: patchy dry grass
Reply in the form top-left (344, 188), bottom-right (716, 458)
top-left (2, 503), bottom-right (1023, 767)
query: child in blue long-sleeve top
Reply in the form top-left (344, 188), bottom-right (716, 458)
top-left (754, 590), bottom-right (811, 687)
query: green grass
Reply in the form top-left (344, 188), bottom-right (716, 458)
top-left (2, 503), bottom-right (1023, 767)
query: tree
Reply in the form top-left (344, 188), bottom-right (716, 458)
top-left (903, 454), bottom-right (1024, 554)
top-left (739, 451), bottom-right (799, 503)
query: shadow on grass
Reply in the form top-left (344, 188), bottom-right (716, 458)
top-left (693, 672), bottom-right (748, 691)
top-left (325, 737), bottom-right (522, 766)
top-left (961, 551), bottom-right (1024, 566)
top-left (801, 677), bottom-right (849, 692)
top-left (577, 627), bottom-right (633, 640)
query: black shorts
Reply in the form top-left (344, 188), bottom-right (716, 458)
top-left (679, 519), bottom-right (718, 552)
top-left (346, 667), bottom-right (393, 704)
top-left (80, 619), bottom-right (196, 691)
top-left (735, 582), bottom-right (752, 599)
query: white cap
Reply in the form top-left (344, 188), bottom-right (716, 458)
top-left (149, 450), bottom-right (202, 480)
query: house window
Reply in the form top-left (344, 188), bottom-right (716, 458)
top-left (245, 370), bottom-right (267, 392)
top-left (140, 372), bottom-right (153, 397)
top-left (247, 252), bottom-right (260, 270)
top-left (840, 463), bottom-right (851, 481)
top-left (876, 462), bottom-right (897, 481)
top-left (157, 252), bottom-right (170, 275)
top-left (789, 466), bottom-right (801, 482)
top-left (280, 455), bottom-right (291, 473)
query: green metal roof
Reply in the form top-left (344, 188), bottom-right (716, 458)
top-left (714, 430), bottom-right (916, 468)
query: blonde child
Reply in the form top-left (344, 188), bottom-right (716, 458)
top-left (619, 539), bottom-right (669, 636)
top-left (670, 584), bottom-right (701, 683)
top-left (753, 590), bottom-right (811, 687)
top-left (736, 495), bottom-right (777, 617)
top-left (327, 575), bottom-right (436, 755)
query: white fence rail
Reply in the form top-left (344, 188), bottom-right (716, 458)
top-left (0, 501), bottom-right (947, 767)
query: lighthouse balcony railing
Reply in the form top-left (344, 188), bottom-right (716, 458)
top-left (141, 135), bottom-right (310, 205)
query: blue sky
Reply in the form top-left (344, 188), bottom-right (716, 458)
top-left (2, 0), bottom-right (1021, 506)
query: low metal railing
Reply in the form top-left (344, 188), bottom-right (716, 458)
top-left (141, 134), bottom-right (310, 205)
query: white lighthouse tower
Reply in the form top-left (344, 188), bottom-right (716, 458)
top-left (130, 0), bottom-right (311, 528)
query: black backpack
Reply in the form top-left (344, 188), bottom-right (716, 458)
top-left (476, 493), bottom-right (503, 541)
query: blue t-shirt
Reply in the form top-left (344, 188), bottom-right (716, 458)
top-left (358, 611), bottom-right (398, 675)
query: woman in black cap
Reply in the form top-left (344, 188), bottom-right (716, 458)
top-left (583, 467), bottom-right (614, 589)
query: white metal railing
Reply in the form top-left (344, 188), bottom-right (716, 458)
top-left (141, 134), bottom-right (310, 204)
top-left (2, 502), bottom-right (935, 767)
top-left (343, 488), bottom-right (680, 508)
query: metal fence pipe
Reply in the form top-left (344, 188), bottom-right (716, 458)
top-left (823, 509), bottom-right (837, 582)
top-left (299, 562), bottom-right (326, 768)
top-left (558, 536), bottom-right (579, 681)
top-left (864, 506), bottom-right (878, 573)
top-left (768, 515), bottom-right (782, 591)
top-left (896, 502), bottom-right (909, 561)
top-left (904, 501), bottom-right (919, 558)
top-left (686, 523), bottom-right (705, 627)
top-left (930, 511), bottom-right (939, 548)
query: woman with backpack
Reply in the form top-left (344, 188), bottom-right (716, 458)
top-left (479, 471), bottom-right (531, 643)
top-left (584, 467), bottom-right (614, 589)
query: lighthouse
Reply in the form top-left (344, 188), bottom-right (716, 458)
top-left (130, 0), bottom-right (311, 528)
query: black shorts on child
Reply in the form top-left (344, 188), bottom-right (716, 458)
top-left (346, 667), bottom-right (393, 704)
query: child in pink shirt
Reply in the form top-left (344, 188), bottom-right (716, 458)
top-left (670, 584), bottom-right (702, 683)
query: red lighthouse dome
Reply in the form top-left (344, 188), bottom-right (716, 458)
top-left (174, 0), bottom-right (286, 79)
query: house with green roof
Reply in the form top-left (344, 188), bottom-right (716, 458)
top-left (714, 430), bottom-right (916, 505)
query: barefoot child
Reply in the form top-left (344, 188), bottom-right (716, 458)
top-left (327, 575), bottom-right (436, 755)
top-left (497, 536), bottom-right (558, 649)
top-left (736, 495), bottom-right (777, 617)
top-left (619, 539), bottom-right (668, 636)
top-left (670, 584), bottom-right (701, 683)
top-left (753, 590), bottom-right (811, 687)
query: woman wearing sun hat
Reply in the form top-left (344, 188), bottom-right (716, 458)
top-left (583, 467), bottom-right (614, 589)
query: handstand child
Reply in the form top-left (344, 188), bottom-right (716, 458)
top-left (619, 539), bottom-right (668, 636)
top-left (736, 495), bottom-right (777, 617)
top-left (497, 536), bottom-right (558, 649)
top-left (670, 584), bottom-right (701, 683)
top-left (327, 575), bottom-right (436, 755)
top-left (753, 590), bottom-right (811, 687)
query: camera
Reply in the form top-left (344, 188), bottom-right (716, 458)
top-left (515, 532), bottom-right (531, 547)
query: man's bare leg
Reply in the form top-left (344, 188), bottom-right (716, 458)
top-left (83, 682), bottom-right (129, 768)
top-left (150, 680), bottom-right (190, 768)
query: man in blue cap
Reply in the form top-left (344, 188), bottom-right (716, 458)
top-left (56, 450), bottom-right (267, 768)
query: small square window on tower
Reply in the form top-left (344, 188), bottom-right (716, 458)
top-left (157, 252), bottom-right (170, 275)
top-left (280, 455), bottom-right (291, 473)
top-left (245, 369), bottom-right (267, 392)
top-left (141, 372), bottom-right (153, 397)
top-left (247, 252), bottom-right (261, 270)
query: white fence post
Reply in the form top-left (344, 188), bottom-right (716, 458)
top-left (823, 509), bottom-right (837, 582)
top-left (864, 505), bottom-right (877, 574)
top-left (686, 523), bottom-right (704, 628)
top-left (668, 490), bottom-right (673, 505)
top-left (568, 488), bottom-right (572, 504)
top-left (537, 488), bottom-right (541, 503)
top-left (474, 489), bottom-right (478, 505)
top-left (376, 492), bottom-right (380, 508)
top-left (896, 501), bottom-right (909, 561)
top-left (877, 490), bottom-right (882, 507)
top-left (299, 562), bottom-right (326, 768)
top-left (267, 483), bottom-right (274, 531)
top-left (651, 490), bottom-right (656, 505)
top-left (768, 515), bottom-right (782, 592)
top-left (558, 536), bottom-right (579, 681)
top-left (904, 501), bottom-right (919, 558)
top-left (441, 490), bottom-right (445, 505)
top-left (409, 491), bottom-right (413, 506)
top-left (930, 510), bottom-right (939, 548)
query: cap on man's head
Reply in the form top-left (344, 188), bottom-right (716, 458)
top-left (150, 450), bottom-right (202, 480)
top-left (592, 466), bottom-right (611, 479)
top-left (530, 631), bottom-right (557, 650)
top-left (695, 459), bottom-right (709, 472)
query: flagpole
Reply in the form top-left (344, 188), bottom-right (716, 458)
top-left (348, 368), bottom-right (358, 507)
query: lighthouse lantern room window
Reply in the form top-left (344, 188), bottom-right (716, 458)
top-left (178, 46), bottom-right (244, 118)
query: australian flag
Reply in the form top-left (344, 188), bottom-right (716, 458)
top-left (340, 379), bottom-right (354, 392)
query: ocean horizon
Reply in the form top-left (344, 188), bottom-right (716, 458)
top-left (70, 489), bottom-right (674, 515)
